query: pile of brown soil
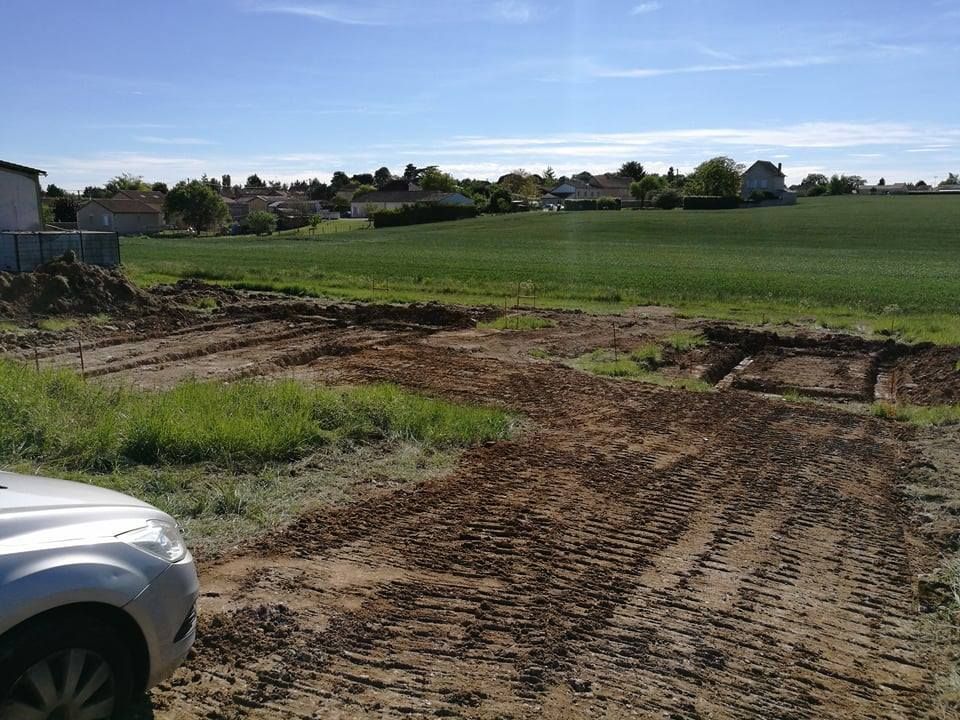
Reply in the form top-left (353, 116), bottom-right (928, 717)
top-left (0, 254), bottom-right (162, 318)
top-left (893, 346), bottom-right (960, 405)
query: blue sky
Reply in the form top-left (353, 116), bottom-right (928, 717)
top-left (2, 0), bottom-right (958, 190)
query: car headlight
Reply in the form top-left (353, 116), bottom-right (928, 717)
top-left (118, 519), bottom-right (187, 563)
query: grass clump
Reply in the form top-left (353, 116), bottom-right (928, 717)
top-left (0, 360), bottom-right (513, 472)
top-left (36, 318), bottom-right (76, 332)
top-left (528, 348), bottom-right (551, 359)
top-left (186, 296), bottom-right (218, 311)
top-left (629, 343), bottom-right (664, 366)
top-left (872, 402), bottom-right (960, 426)
top-left (479, 314), bottom-right (555, 331)
top-left (571, 350), bottom-right (711, 391)
top-left (664, 331), bottom-right (708, 352)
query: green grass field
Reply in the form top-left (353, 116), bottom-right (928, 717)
top-left (123, 196), bottom-right (960, 343)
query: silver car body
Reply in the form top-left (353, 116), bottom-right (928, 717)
top-left (0, 471), bottom-right (199, 688)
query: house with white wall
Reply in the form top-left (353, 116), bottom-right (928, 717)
top-left (0, 160), bottom-right (46, 231)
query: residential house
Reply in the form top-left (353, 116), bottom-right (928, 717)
top-left (740, 161), bottom-right (792, 201)
top-left (588, 173), bottom-right (634, 200)
top-left (351, 190), bottom-right (474, 219)
top-left (114, 189), bottom-right (166, 204)
top-left (0, 160), bottom-right (46, 231)
top-left (77, 198), bottom-right (164, 234)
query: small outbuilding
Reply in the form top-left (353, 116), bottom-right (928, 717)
top-left (0, 160), bottom-right (46, 232)
top-left (350, 190), bottom-right (474, 219)
top-left (77, 198), bottom-right (164, 234)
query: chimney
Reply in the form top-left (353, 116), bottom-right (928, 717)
top-left (778, 162), bottom-right (782, 173)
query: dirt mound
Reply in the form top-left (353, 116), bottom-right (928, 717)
top-left (892, 346), bottom-right (960, 405)
top-left (226, 298), bottom-right (494, 329)
top-left (0, 254), bottom-right (161, 318)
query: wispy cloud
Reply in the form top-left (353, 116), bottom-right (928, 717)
top-left (491, 0), bottom-right (535, 23)
top-left (593, 55), bottom-right (837, 79)
top-left (630, 2), bottom-right (662, 15)
top-left (246, 2), bottom-right (390, 25)
top-left (244, 0), bottom-right (541, 25)
top-left (135, 136), bottom-right (216, 146)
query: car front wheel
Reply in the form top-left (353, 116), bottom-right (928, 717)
top-left (0, 617), bottom-right (133, 720)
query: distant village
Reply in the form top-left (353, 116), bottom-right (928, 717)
top-left (2, 157), bottom-right (959, 240)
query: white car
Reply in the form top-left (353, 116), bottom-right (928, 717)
top-left (0, 472), bottom-right (199, 720)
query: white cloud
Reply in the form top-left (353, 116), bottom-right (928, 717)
top-left (630, 2), bottom-right (662, 15)
top-left (593, 55), bottom-right (837, 79)
top-left (246, 2), bottom-right (390, 25)
top-left (491, 0), bottom-right (535, 23)
top-left (135, 136), bottom-right (216, 146)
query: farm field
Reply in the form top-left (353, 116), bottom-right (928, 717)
top-left (123, 195), bottom-right (960, 343)
top-left (3, 275), bottom-right (960, 718)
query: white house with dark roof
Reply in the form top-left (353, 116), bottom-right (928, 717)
top-left (741, 161), bottom-right (789, 200)
top-left (350, 190), bottom-right (474, 218)
top-left (0, 160), bottom-right (46, 231)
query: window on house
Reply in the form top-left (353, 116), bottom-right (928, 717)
top-left (102, 214), bottom-right (110, 227)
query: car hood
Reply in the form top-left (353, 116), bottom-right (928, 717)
top-left (0, 472), bottom-right (167, 548)
top-left (0, 471), bottom-right (153, 513)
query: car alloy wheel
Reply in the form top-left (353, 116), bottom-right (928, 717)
top-left (0, 648), bottom-right (116, 720)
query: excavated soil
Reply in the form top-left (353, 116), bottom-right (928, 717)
top-left (890, 346), bottom-right (960, 406)
top-left (0, 256), bottom-right (166, 318)
top-left (4, 290), bottom-right (953, 718)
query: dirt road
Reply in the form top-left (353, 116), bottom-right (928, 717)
top-left (144, 340), bottom-right (928, 719)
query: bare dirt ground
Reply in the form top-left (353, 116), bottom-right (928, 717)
top-left (4, 285), bottom-right (958, 719)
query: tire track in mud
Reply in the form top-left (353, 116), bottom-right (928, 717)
top-left (150, 342), bottom-right (932, 719)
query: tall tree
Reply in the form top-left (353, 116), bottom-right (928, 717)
top-left (222, 174), bottom-right (232, 189)
top-left (420, 168), bottom-right (457, 192)
top-left (351, 173), bottom-right (374, 186)
top-left (246, 173), bottom-right (265, 188)
top-left (164, 180), bottom-right (230, 232)
top-left (330, 171), bottom-right (352, 192)
top-left (403, 164), bottom-right (420, 182)
top-left (686, 157), bottom-right (743, 197)
top-left (877, 177), bottom-right (886, 186)
top-left (618, 161), bottom-right (646, 181)
top-left (82, 186), bottom-right (108, 199)
top-left (374, 167), bottom-right (394, 189)
top-left (631, 175), bottom-right (666, 208)
top-left (542, 167), bottom-right (558, 186)
top-left (151, 181), bottom-right (168, 194)
top-left (52, 197), bottom-right (79, 223)
top-left (45, 183), bottom-right (66, 197)
top-left (105, 173), bottom-right (148, 195)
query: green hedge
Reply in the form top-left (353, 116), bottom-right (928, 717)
top-left (564, 198), bottom-right (622, 211)
top-left (372, 203), bottom-right (479, 228)
top-left (682, 195), bottom-right (739, 210)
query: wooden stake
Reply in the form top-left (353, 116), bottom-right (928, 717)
top-left (613, 323), bottom-right (618, 362)
top-left (77, 336), bottom-right (85, 378)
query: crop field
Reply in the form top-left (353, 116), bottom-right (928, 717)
top-left (124, 195), bottom-right (960, 343)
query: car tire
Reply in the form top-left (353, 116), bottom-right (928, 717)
top-left (0, 613), bottom-right (134, 720)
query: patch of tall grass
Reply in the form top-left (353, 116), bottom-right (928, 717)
top-left (479, 314), bottom-right (555, 331)
top-left (871, 402), bottom-right (960, 426)
top-left (571, 350), bottom-right (711, 391)
top-left (0, 360), bottom-right (513, 472)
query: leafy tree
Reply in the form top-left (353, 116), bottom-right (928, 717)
top-left (420, 168), bottom-right (457, 192)
top-left (374, 167), bottom-right (394, 189)
top-left (351, 173), bottom-right (374, 186)
top-left (353, 184), bottom-right (377, 197)
top-left (665, 166), bottom-right (686, 188)
top-left (105, 173), bottom-right (148, 195)
top-left (151, 181), bottom-right (168, 194)
top-left (41, 204), bottom-right (54, 226)
top-left (827, 174), bottom-right (860, 196)
top-left (877, 177), bottom-right (886, 186)
top-left (332, 195), bottom-right (351, 213)
top-left (53, 197), bottom-right (79, 223)
top-left (308, 179), bottom-right (330, 200)
top-left (652, 189), bottom-right (683, 210)
top-left (308, 214), bottom-right (322, 234)
top-left (486, 187), bottom-right (513, 214)
top-left (403, 164), bottom-right (420, 182)
top-left (631, 175), bottom-right (666, 208)
top-left (82, 186), bottom-right (108, 199)
top-left (941, 172), bottom-right (959, 187)
top-left (330, 171), bottom-right (352, 192)
top-left (498, 170), bottom-right (538, 198)
top-left (164, 179), bottom-right (230, 232)
top-left (246, 174), bottom-right (265, 188)
top-left (542, 167), bottom-right (557, 186)
top-left (246, 210), bottom-right (277, 236)
top-left (619, 161), bottom-right (646, 181)
top-left (807, 184), bottom-right (828, 197)
top-left (221, 174), bottom-right (231, 189)
top-left (686, 157), bottom-right (743, 197)
top-left (45, 183), bottom-right (66, 198)
top-left (915, 179), bottom-right (929, 189)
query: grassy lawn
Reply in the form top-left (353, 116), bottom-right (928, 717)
top-left (0, 360), bottom-right (513, 552)
top-left (123, 196), bottom-right (960, 343)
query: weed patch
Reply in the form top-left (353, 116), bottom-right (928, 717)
top-left (480, 314), bottom-right (555, 331)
